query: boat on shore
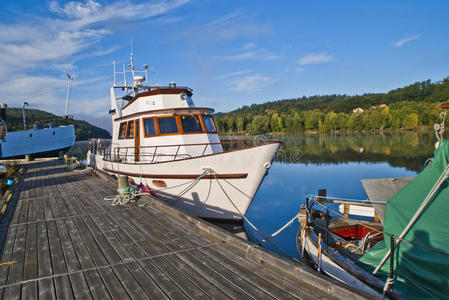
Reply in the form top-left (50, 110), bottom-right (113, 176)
top-left (298, 102), bottom-right (449, 299)
top-left (87, 53), bottom-right (281, 221)
top-left (0, 76), bottom-right (76, 159)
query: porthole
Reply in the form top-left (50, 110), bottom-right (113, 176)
top-left (153, 180), bottom-right (167, 188)
top-left (180, 93), bottom-right (187, 100)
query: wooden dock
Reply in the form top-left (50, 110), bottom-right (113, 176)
top-left (0, 159), bottom-right (368, 299)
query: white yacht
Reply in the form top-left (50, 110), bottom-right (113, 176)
top-left (87, 53), bottom-right (281, 221)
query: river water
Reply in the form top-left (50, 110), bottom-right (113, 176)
top-left (244, 132), bottom-right (435, 259)
top-left (69, 131), bottom-right (437, 260)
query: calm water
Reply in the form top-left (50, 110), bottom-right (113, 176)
top-left (243, 132), bottom-right (436, 260)
top-left (69, 132), bottom-right (437, 260)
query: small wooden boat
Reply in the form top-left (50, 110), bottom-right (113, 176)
top-left (299, 203), bottom-right (393, 298)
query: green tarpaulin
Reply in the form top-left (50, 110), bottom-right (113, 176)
top-left (358, 139), bottom-right (449, 299)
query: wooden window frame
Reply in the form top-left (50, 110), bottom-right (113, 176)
top-left (138, 114), bottom-right (219, 139)
top-left (142, 117), bottom-right (158, 138)
top-left (156, 115), bottom-right (180, 136)
top-left (201, 114), bottom-right (217, 133)
top-left (178, 114), bottom-right (205, 135)
top-left (118, 122), bottom-right (128, 139)
top-left (125, 120), bottom-right (135, 139)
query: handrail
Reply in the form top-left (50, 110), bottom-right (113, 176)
top-left (88, 138), bottom-right (279, 164)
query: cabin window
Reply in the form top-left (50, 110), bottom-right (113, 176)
top-left (118, 122), bottom-right (127, 139)
top-left (143, 118), bottom-right (156, 136)
top-left (126, 120), bottom-right (134, 138)
top-left (180, 115), bottom-right (203, 133)
top-left (158, 117), bottom-right (178, 134)
top-left (202, 115), bottom-right (216, 132)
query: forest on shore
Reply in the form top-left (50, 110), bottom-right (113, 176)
top-left (214, 77), bottom-right (449, 134)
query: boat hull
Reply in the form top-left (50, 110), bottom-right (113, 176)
top-left (88, 142), bottom-right (280, 221)
top-left (0, 125), bottom-right (75, 158)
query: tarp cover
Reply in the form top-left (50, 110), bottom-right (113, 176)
top-left (358, 139), bottom-right (449, 299)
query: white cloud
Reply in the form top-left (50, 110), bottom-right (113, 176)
top-left (231, 74), bottom-right (278, 92)
top-left (222, 43), bottom-right (277, 61)
top-left (296, 52), bottom-right (332, 71)
top-left (0, 0), bottom-right (189, 123)
top-left (393, 35), bottom-right (419, 48)
top-left (298, 52), bottom-right (332, 66)
top-left (220, 70), bottom-right (252, 78)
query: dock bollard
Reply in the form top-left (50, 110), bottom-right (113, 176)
top-left (118, 175), bottom-right (129, 197)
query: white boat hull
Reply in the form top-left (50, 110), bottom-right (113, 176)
top-left (302, 228), bottom-right (382, 297)
top-left (88, 142), bottom-right (280, 221)
top-left (0, 125), bottom-right (75, 158)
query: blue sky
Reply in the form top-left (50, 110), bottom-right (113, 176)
top-left (1, 0), bottom-right (448, 132)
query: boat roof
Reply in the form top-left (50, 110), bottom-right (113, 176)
top-left (115, 107), bottom-right (215, 122)
top-left (122, 86), bottom-right (193, 110)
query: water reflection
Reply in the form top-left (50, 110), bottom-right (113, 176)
top-left (271, 132), bottom-right (435, 172)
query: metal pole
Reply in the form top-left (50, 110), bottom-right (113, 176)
top-left (389, 236), bottom-right (395, 293)
top-left (65, 74), bottom-right (72, 116)
top-left (22, 102), bottom-right (29, 130)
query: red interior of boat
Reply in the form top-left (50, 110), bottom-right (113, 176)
top-left (331, 224), bottom-right (379, 240)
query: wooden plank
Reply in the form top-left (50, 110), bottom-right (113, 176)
top-left (10, 198), bottom-right (22, 225)
top-left (152, 255), bottom-right (209, 299)
top-left (90, 214), bottom-right (136, 261)
top-left (7, 224), bottom-right (27, 284)
top-left (23, 222), bottom-right (38, 281)
top-left (2, 284), bottom-right (21, 300)
top-left (71, 216), bottom-right (108, 267)
top-left (117, 210), bottom-right (169, 255)
top-left (69, 272), bottom-right (93, 299)
top-left (189, 250), bottom-right (276, 299)
top-left (37, 222), bottom-right (53, 277)
top-left (162, 253), bottom-right (230, 299)
top-left (54, 275), bottom-right (74, 300)
top-left (48, 195), bottom-right (62, 219)
top-left (65, 219), bottom-right (95, 269)
top-left (18, 198), bottom-right (29, 224)
top-left (35, 197), bottom-right (45, 221)
top-left (84, 270), bottom-right (112, 300)
top-left (47, 221), bottom-right (68, 275)
top-left (42, 197), bottom-right (54, 221)
top-left (124, 261), bottom-right (168, 299)
top-left (74, 216), bottom-right (117, 266)
top-left (105, 210), bottom-right (161, 256)
top-left (112, 264), bottom-right (149, 299)
top-left (198, 246), bottom-right (298, 300)
top-left (22, 281), bottom-right (37, 300)
top-left (98, 267), bottom-right (130, 300)
top-left (209, 244), bottom-right (318, 300)
top-left (0, 226), bottom-right (18, 285)
top-left (38, 278), bottom-right (56, 300)
top-left (138, 259), bottom-right (188, 299)
top-left (55, 219), bottom-right (81, 273)
top-left (176, 252), bottom-right (251, 299)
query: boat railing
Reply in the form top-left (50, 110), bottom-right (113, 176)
top-left (88, 138), bottom-right (254, 163)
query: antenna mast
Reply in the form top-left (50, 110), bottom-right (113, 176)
top-left (64, 74), bottom-right (72, 116)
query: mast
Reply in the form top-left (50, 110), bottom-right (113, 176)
top-left (22, 102), bottom-right (29, 130)
top-left (64, 74), bottom-right (72, 116)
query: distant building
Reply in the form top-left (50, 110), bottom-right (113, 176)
top-left (352, 107), bottom-right (364, 114)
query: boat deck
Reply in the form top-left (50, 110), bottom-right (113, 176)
top-left (0, 159), bottom-right (367, 299)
